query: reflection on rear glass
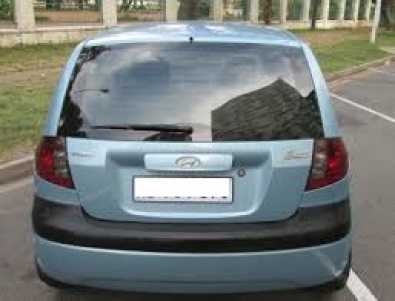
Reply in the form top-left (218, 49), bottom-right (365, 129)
top-left (59, 43), bottom-right (324, 141)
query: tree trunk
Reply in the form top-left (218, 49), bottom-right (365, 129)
top-left (264, 0), bottom-right (272, 24)
top-left (381, 0), bottom-right (395, 29)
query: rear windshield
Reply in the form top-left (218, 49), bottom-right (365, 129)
top-left (59, 42), bottom-right (324, 141)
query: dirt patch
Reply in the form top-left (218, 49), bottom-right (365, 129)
top-left (34, 9), bottom-right (101, 23)
top-left (297, 28), bottom-right (371, 47)
top-left (118, 10), bottom-right (163, 22)
top-left (0, 68), bottom-right (61, 87)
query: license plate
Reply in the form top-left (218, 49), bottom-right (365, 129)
top-left (134, 177), bottom-right (233, 203)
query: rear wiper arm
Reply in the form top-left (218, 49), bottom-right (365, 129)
top-left (73, 88), bottom-right (110, 94)
top-left (91, 124), bottom-right (194, 134)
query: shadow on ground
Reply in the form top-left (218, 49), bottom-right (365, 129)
top-left (55, 287), bottom-right (343, 301)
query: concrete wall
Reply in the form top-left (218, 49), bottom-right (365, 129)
top-left (0, 26), bottom-right (102, 47)
top-left (0, 0), bottom-right (374, 47)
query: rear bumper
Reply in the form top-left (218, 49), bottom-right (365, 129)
top-left (34, 235), bottom-right (351, 293)
top-left (32, 196), bottom-right (351, 253)
top-left (33, 197), bottom-right (351, 293)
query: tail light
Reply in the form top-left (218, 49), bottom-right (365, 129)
top-left (35, 137), bottom-right (74, 189)
top-left (306, 138), bottom-right (349, 191)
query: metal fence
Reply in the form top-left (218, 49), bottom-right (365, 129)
top-left (223, 0), bottom-right (248, 21)
top-left (177, 0), bottom-right (211, 20)
top-left (259, 0), bottom-right (307, 23)
top-left (329, 0), bottom-right (339, 20)
top-left (118, 0), bottom-right (163, 22)
top-left (0, 0), bottom-right (381, 34)
top-left (288, 0), bottom-right (303, 20)
top-left (34, 0), bottom-right (101, 25)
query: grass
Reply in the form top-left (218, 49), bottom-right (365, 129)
top-left (0, 43), bottom-right (75, 73)
top-left (0, 44), bottom-right (74, 162)
top-left (377, 30), bottom-right (395, 47)
top-left (0, 29), bottom-right (395, 162)
top-left (295, 28), bottom-right (394, 73)
top-left (313, 39), bottom-right (390, 73)
top-left (0, 84), bottom-right (53, 161)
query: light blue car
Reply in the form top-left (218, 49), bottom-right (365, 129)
top-left (32, 23), bottom-right (351, 294)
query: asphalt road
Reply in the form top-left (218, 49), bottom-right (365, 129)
top-left (1, 63), bottom-right (395, 301)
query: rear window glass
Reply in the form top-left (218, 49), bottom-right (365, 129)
top-left (59, 42), bottom-right (324, 141)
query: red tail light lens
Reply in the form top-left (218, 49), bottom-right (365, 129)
top-left (306, 138), bottom-right (349, 191)
top-left (35, 137), bottom-right (74, 189)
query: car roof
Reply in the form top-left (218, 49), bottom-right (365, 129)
top-left (85, 22), bottom-right (303, 47)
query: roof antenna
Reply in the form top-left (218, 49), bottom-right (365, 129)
top-left (189, 36), bottom-right (194, 43)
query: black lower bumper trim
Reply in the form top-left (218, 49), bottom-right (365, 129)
top-left (32, 197), bottom-right (350, 253)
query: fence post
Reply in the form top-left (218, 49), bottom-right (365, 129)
top-left (352, 0), bottom-right (360, 23)
top-left (14, 0), bottom-right (35, 31)
top-left (102, 0), bottom-right (117, 27)
top-left (365, 0), bottom-right (372, 21)
top-left (338, 0), bottom-right (347, 21)
top-left (211, 0), bottom-right (224, 22)
top-left (248, 0), bottom-right (259, 23)
top-left (321, 0), bottom-right (330, 28)
top-left (165, 0), bottom-right (179, 22)
top-left (280, 0), bottom-right (288, 24)
top-left (302, 0), bottom-right (311, 22)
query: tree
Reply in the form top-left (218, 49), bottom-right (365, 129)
top-left (263, 0), bottom-right (272, 24)
top-left (46, 0), bottom-right (62, 10)
top-left (78, 0), bottom-right (84, 10)
top-left (0, 0), bottom-right (12, 19)
top-left (178, 0), bottom-right (200, 20)
top-left (120, 0), bottom-right (139, 11)
top-left (381, 0), bottom-right (395, 29)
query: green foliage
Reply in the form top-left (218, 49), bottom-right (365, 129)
top-left (178, 0), bottom-right (211, 20)
top-left (329, 0), bottom-right (339, 19)
top-left (288, 0), bottom-right (303, 21)
top-left (0, 0), bottom-right (12, 20)
top-left (119, 0), bottom-right (162, 12)
top-left (44, 0), bottom-right (100, 11)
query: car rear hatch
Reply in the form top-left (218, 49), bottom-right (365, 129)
top-left (60, 41), bottom-right (324, 223)
top-left (67, 139), bottom-right (313, 222)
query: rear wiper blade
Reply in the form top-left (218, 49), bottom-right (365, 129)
top-left (91, 124), bottom-right (193, 134)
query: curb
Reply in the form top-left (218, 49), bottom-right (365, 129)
top-left (326, 55), bottom-right (395, 82)
top-left (0, 55), bottom-right (394, 186)
top-left (0, 155), bottom-right (34, 186)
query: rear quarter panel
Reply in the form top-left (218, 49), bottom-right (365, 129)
top-left (302, 43), bottom-right (340, 138)
top-left (43, 42), bottom-right (85, 137)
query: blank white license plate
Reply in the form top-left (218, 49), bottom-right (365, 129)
top-left (134, 177), bottom-right (233, 203)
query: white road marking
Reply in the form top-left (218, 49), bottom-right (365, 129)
top-left (0, 155), bottom-right (33, 170)
top-left (331, 91), bottom-right (381, 300)
top-left (331, 93), bottom-right (395, 124)
top-left (347, 269), bottom-right (378, 301)
top-left (0, 177), bottom-right (33, 195)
